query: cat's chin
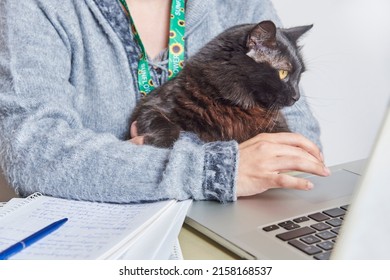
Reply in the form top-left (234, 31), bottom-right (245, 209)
top-left (277, 97), bottom-right (299, 107)
top-left (286, 99), bottom-right (298, 107)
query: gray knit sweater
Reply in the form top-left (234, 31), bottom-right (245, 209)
top-left (0, 0), bottom-right (321, 203)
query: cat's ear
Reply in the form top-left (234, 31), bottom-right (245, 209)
top-left (247, 21), bottom-right (277, 49)
top-left (282, 25), bottom-right (313, 43)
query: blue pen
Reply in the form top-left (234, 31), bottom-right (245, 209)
top-left (0, 217), bottom-right (68, 260)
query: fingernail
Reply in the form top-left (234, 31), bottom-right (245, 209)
top-left (306, 182), bottom-right (314, 190)
top-left (320, 152), bottom-right (325, 162)
top-left (324, 167), bottom-right (331, 176)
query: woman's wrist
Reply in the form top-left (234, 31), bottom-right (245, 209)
top-left (202, 139), bottom-right (238, 203)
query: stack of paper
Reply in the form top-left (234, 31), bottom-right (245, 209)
top-left (0, 193), bottom-right (191, 259)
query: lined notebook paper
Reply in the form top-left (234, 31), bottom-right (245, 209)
top-left (0, 193), bottom-right (191, 259)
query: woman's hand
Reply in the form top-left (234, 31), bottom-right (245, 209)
top-left (129, 121), bottom-right (145, 145)
top-left (236, 132), bottom-right (330, 197)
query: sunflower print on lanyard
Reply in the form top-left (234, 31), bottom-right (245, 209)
top-left (119, 0), bottom-right (186, 96)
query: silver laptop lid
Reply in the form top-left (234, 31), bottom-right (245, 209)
top-left (332, 102), bottom-right (390, 259)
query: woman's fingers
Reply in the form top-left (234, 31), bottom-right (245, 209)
top-left (240, 132), bottom-right (323, 163)
top-left (130, 121), bottom-right (139, 138)
top-left (129, 121), bottom-right (145, 145)
top-left (266, 154), bottom-right (330, 177)
top-left (236, 132), bottom-right (329, 198)
top-left (260, 141), bottom-right (323, 167)
top-left (240, 137), bottom-right (327, 176)
top-left (129, 136), bottom-right (145, 145)
top-left (265, 173), bottom-right (314, 191)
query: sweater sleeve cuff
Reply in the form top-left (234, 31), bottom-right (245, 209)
top-left (202, 139), bottom-right (238, 203)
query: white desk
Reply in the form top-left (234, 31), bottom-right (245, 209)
top-left (179, 224), bottom-right (240, 259)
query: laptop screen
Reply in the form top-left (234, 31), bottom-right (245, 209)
top-left (332, 103), bottom-right (390, 259)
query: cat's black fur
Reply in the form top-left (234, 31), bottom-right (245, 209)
top-left (130, 21), bottom-right (312, 148)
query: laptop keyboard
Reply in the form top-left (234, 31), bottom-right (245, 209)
top-left (262, 205), bottom-right (348, 260)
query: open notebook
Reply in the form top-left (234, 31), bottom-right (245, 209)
top-left (0, 194), bottom-right (191, 260)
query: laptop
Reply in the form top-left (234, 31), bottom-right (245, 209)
top-left (185, 103), bottom-right (390, 260)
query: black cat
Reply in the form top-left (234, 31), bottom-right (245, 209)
top-left (130, 21), bottom-right (312, 148)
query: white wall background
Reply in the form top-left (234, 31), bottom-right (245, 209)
top-left (272, 0), bottom-right (390, 166)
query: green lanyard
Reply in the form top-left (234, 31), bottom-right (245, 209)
top-left (119, 0), bottom-right (186, 96)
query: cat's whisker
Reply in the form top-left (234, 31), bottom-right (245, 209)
top-left (267, 107), bottom-right (276, 131)
top-left (261, 106), bottom-right (273, 132)
top-left (264, 103), bottom-right (278, 132)
top-left (265, 105), bottom-right (275, 130)
top-left (272, 109), bottom-right (281, 131)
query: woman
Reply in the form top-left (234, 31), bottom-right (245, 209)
top-left (0, 0), bottom-right (329, 203)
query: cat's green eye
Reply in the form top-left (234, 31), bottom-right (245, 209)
top-left (278, 70), bottom-right (289, 80)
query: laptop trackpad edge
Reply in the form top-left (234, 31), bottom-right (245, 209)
top-left (286, 169), bottom-right (360, 204)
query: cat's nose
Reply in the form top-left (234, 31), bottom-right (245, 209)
top-left (287, 94), bottom-right (300, 106)
top-left (292, 91), bottom-right (300, 102)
